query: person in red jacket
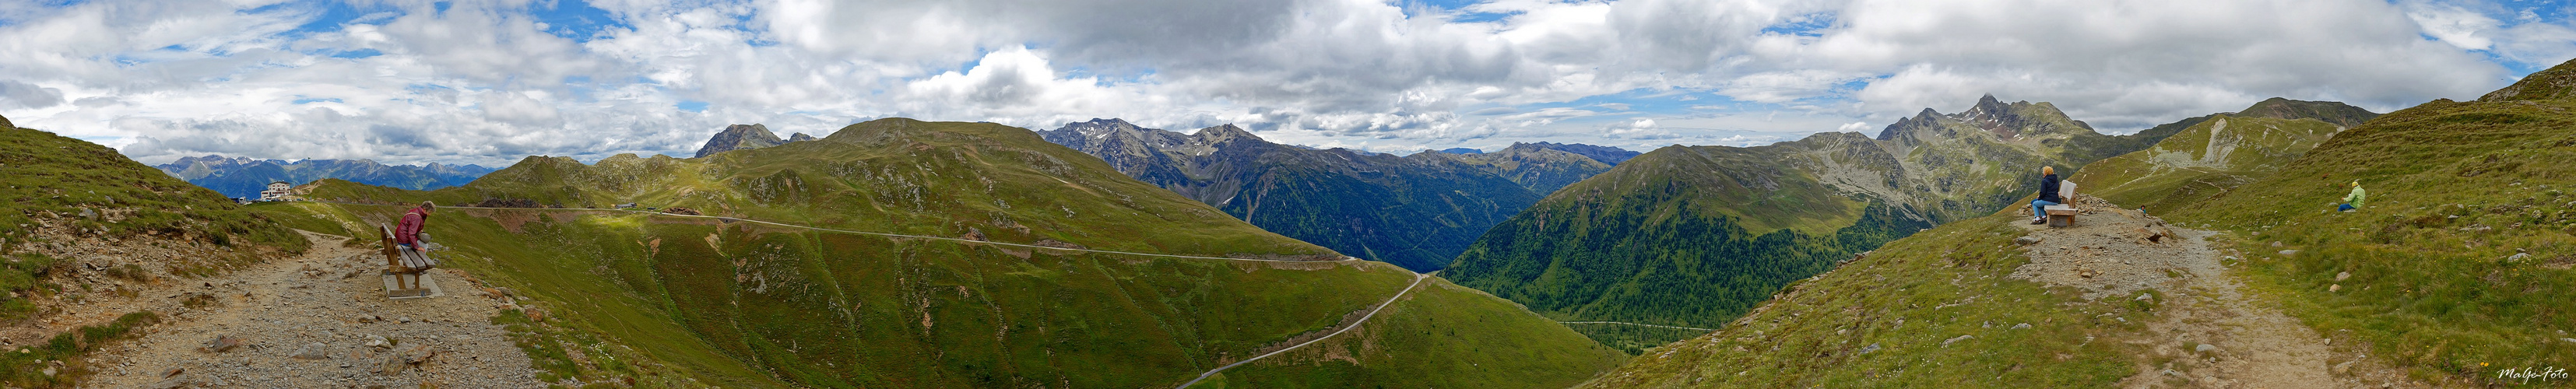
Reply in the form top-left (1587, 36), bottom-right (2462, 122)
top-left (395, 201), bottom-right (434, 252)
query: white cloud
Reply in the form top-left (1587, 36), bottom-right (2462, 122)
top-left (0, 0), bottom-right (2564, 163)
top-left (2406, 1), bottom-right (2502, 51)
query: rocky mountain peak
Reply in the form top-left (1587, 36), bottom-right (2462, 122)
top-left (1962, 94), bottom-right (2010, 120)
top-left (788, 133), bottom-right (817, 142)
top-left (693, 124), bottom-right (793, 158)
top-left (0, 113), bottom-right (12, 129)
top-left (1060, 117), bottom-right (1150, 141)
top-left (1191, 124), bottom-right (1262, 143)
top-left (1875, 109), bottom-right (1950, 141)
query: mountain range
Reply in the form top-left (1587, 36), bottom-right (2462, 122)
top-left (1031, 118), bottom-right (1634, 272)
top-left (1441, 95), bottom-right (2375, 352)
top-left (293, 117), bottom-right (1624, 387)
top-left (153, 156), bottom-right (497, 198)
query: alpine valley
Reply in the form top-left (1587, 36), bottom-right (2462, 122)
top-left (1034, 118), bottom-right (1635, 272)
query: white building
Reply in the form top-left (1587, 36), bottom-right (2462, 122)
top-left (258, 180), bottom-right (293, 202)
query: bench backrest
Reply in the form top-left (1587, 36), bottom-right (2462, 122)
top-left (2058, 180), bottom-right (2079, 202)
top-left (378, 225), bottom-right (400, 267)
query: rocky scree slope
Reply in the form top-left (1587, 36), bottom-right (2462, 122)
top-left (1035, 118), bottom-right (1552, 272)
top-left (692, 124), bottom-right (817, 158)
top-left (293, 117), bottom-right (1625, 387)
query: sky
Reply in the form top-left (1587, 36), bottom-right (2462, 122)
top-left (0, 0), bottom-right (2570, 166)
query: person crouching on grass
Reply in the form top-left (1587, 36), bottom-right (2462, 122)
top-left (2336, 180), bottom-right (2365, 212)
top-left (2030, 166), bottom-right (2062, 225)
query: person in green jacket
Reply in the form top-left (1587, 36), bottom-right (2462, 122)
top-left (2336, 180), bottom-right (2365, 212)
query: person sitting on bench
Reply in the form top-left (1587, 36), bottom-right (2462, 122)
top-left (396, 201), bottom-right (434, 254)
top-left (2030, 166), bottom-right (2062, 225)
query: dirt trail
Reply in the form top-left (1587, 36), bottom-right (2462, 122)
top-left (69, 233), bottom-right (543, 388)
top-left (2010, 197), bottom-right (2416, 388)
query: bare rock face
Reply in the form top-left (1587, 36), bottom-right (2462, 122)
top-left (694, 124), bottom-right (789, 158)
top-left (0, 113), bottom-right (12, 129)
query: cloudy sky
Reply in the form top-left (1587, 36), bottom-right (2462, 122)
top-left (0, 0), bottom-right (2569, 166)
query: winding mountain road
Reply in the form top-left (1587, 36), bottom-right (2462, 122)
top-left (1176, 272), bottom-right (1431, 389)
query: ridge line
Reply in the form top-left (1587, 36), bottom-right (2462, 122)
top-left (310, 202), bottom-right (1363, 264)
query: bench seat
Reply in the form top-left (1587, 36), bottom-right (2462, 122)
top-left (2044, 205), bottom-right (2079, 227)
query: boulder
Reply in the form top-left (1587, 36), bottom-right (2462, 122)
top-left (201, 335), bottom-right (243, 352)
top-left (376, 345), bottom-right (435, 375)
top-left (291, 342), bottom-right (330, 359)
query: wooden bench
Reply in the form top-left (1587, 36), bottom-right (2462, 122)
top-left (378, 225), bottom-right (438, 299)
top-left (2044, 205), bottom-right (2079, 227)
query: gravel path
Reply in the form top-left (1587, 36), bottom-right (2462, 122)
top-left (83, 233), bottom-right (544, 388)
top-left (2008, 197), bottom-right (2417, 388)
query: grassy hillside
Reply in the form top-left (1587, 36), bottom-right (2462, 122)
top-left (1577, 212), bottom-right (2137, 387)
top-left (1443, 96), bottom-right (2382, 354)
top-left (2068, 114), bottom-right (2346, 214)
top-left (1443, 96), bottom-right (2161, 352)
top-left (1444, 142), bottom-right (1934, 352)
top-left (2170, 93), bottom-right (2576, 383)
top-left (1193, 278), bottom-right (1629, 388)
top-left (289, 117), bottom-right (1622, 387)
top-left (0, 117), bottom-right (305, 387)
top-left (0, 123), bottom-right (308, 255)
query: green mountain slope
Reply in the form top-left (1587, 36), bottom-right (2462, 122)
top-left (2164, 61), bottom-right (2576, 383)
top-left (0, 117), bottom-right (308, 387)
top-left (1443, 95), bottom-right (2172, 352)
top-left (1035, 118), bottom-right (1547, 272)
top-left (1, 121), bottom-right (308, 258)
top-left (1574, 211), bottom-right (2139, 387)
top-left (289, 117), bottom-right (1622, 387)
top-left (2068, 104), bottom-right (2367, 213)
